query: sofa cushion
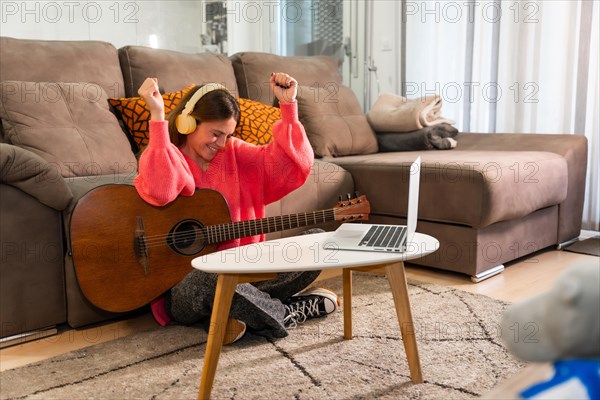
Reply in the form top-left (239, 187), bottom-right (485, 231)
top-left (297, 85), bottom-right (378, 157)
top-left (0, 143), bottom-right (73, 210)
top-left (0, 81), bottom-right (137, 178)
top-left (234, 98), bottom-right (280, 146)
top-left (327, 150), bottom-right (568, 229)
top-left (118, 46), bottom-right (238, 98)
top-left (230, 52), bottom-right (342, 106)
top-left (0, 37), bottom-right (125, 99)
top-left (109, 85), bottom-right (195, 152)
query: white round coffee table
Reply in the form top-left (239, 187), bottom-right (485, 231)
top-left (192, 231), bottom-right (439, 399)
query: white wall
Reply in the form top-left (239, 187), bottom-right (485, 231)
top-left (368, 0), bottom-right (402, 101)
top-left (0, 0), bottom-right (207, 53)
top-left (0, 0), bottom-right (286, 53)
top-left (225, 0), bottom-right (279, 54)
top-left (1, 0), bottom-right (368, 95)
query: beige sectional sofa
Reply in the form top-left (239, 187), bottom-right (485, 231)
top-left (0, 37), bottom-right (587, 340)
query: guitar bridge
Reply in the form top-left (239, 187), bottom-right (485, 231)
top-left (135, 216), bottom-right (150, 276)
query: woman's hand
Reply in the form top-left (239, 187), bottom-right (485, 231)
top-left (137, 77), bottom-right (165, 121)
top-left (270, 72), bottom-right (298, 104)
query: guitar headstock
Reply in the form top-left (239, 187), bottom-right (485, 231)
top-left (333, 193), bottom-right (370, 222)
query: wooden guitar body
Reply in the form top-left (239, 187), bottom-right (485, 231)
top-left (70, 185), bottom-right (228, 312)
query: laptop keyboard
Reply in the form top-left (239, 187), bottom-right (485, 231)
top-left (359, 225), bottom-right (407, 249)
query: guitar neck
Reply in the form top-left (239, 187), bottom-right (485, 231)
top-left (204, 208), bottom-right (335, 244)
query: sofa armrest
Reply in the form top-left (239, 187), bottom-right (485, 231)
top-left (457, 133), bottom-right (588, 242)
top-left (0, 143), bottom-right (73, 210)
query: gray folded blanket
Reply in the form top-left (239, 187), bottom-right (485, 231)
top-left (376, 124), bottom-right (459, 152)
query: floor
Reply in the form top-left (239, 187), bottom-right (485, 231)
top-left (0, 243), bottom-right (597, 373)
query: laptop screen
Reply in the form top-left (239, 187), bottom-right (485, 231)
top-left (323, 156), bottom-right (422, 253)
top-left (407, 156), bottom-right (421, 242)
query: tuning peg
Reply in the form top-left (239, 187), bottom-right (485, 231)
top-left (354, 191), bottom-right (361, 198)
top-left (346, 193), bottom-right (352, 200)
top-left (338, 195), bottom-right (343, 202)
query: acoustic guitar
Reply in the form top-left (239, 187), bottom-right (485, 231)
top-left (69, 185), bottom-right (370, 312)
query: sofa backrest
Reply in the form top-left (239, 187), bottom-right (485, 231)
top-left (0, 37), bottom-right (136, 177)
top-left (118, 46), bottom-right (239, 97)
top-left (0, 37), bottom-right (125, 99)
top-left (230, 52), bottom-right (342, 106)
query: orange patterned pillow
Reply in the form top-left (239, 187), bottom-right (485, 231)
top-left (109, 85), bottom-right (194, 151)
top-left (234, 98), bottom-right (280, 146)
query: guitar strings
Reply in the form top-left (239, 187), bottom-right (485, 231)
top-left (137, 209), bottom-right (339, 249)
top-left (140, 211), bottom-right (336, 246)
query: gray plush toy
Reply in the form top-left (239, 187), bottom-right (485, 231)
top-left (500, 262), bottom-right (600, 362)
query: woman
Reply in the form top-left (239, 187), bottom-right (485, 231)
top-left (135, 73), bottom-right (338, 344)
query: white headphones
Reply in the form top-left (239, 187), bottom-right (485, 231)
top-left (175, 83), bottom-right (229, 134)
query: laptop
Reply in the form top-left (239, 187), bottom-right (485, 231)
top-left (324, 157), bottom-right (421, 253)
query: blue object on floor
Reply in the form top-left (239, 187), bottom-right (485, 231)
top-left (520, 359), bottom-right (600, 399)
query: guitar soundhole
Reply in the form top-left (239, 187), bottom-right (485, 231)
top-left (167, 219), bottom-right (205, 256)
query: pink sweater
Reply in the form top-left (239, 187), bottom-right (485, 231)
top-left (134, 102), bottom-right (314, 250)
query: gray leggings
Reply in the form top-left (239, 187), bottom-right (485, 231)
top-left (167, 227), bottom-right (325, 339)
top-left (167, 269), bottom-right (321, 338)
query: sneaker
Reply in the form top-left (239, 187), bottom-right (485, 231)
top-left (223, 318), bottom-right (246, 345)
top-left (283, 287), bottom-right (339, 329)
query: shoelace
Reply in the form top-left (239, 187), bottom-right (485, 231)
top-left (283, 298), bottom-right (321, 329)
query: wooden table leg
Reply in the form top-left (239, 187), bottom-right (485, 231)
top-left (198, 273), bottom-right (239, 400)
top-left (343, 269), bottom-right (353, 339)
top-left (385, 262), bottom-right (423, 384)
